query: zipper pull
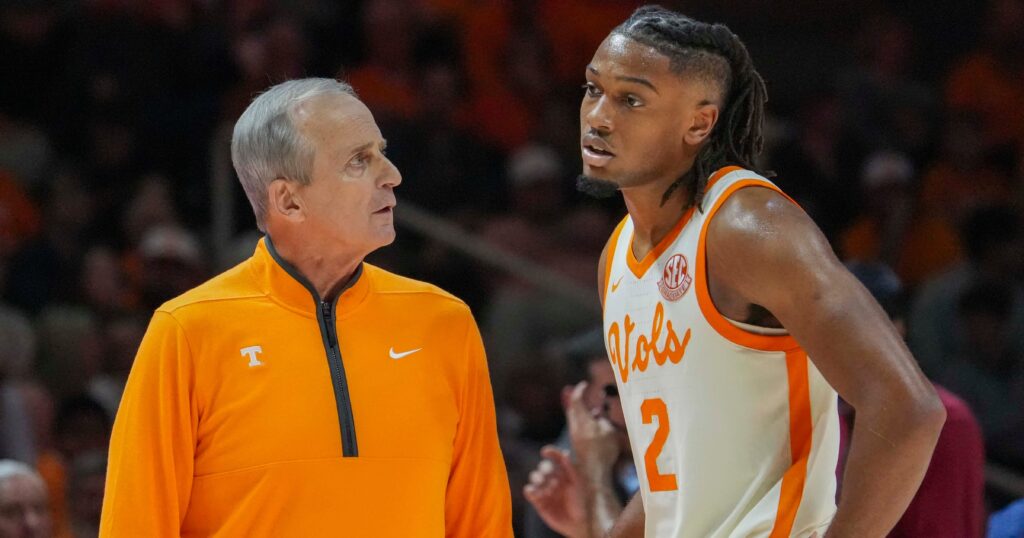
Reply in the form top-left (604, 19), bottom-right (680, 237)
top-left (321, 301), bottom-right (336, 347)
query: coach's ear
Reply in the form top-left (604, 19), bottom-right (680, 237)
top-left (684, 102), bottom-right (719, 146)
top-left (268, 178), bottom-right (304, 223)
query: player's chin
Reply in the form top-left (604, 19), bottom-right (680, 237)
top-left (582, 162), bottom-right (610, 177)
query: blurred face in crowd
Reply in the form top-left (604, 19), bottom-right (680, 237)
top-left (579, 34), bottom-right (720, 196)
top-left (582, 359), bottom-right (616, 412)
top-left (0, 474), bottom-right (51, 538)
top-left (278, 93), bottom-right (401, 259)
top-left (584, 358), bottom-right (630, 453)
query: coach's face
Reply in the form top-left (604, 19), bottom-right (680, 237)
top-left (580, 34), bottom-right (718, 191)
top-left (292, 93), bottom-right (401, 256)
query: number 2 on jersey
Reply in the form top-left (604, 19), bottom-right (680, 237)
top-left (641, 398), bottom-right (678, 492)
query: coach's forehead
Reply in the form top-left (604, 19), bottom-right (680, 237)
top-left (292, 93), bottom-right (379, 149)
top-left (292, 93), bottom-right (368, 130)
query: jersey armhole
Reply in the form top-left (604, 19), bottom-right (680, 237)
top-left (694, 180), bottom-right (802, 352)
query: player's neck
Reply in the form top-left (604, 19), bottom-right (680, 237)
top-left (622, 179), bottom-right (691, 261)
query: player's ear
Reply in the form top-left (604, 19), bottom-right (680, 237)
top-left (684, 102), bottom-right (719, 146)
top-left (268, 178), bottom-right (305, 223)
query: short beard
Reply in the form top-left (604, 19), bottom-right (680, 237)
top-left (576, 174), bottom-right (619, 199)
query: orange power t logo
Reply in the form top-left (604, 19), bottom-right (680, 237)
top-left (606, 302), bottom-right (691, 383)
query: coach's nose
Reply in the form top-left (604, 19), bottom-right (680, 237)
top-left (378, 156), bottom-right (402, 188)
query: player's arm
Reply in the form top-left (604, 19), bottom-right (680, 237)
top-left (445, 314), bottom-right (514, 538)
top-left (100, 311), bottom-right (197, 537)
top-left (708, 187), bottom-right (945, 537)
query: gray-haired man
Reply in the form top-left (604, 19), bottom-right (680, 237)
top-left (101, 79), bottom-right (512, 537)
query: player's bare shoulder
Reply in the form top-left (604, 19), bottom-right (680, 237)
top-left (708, 185), bottom-right (831, 271)
top-left (709, 186), bottom-right (815, 253)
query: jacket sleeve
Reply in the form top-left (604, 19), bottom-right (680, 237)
top-left (445, 315), bottom-right (513, 538)
top-left (100, 310), bottom-right (197, 537)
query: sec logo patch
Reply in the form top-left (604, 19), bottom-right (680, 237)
top-left (658, 253), bottom-right (692, 302)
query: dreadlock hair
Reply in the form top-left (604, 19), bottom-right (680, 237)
top-left (613, 5), bottom-right (771, 209)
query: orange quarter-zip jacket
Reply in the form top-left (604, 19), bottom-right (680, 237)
top-left (100, 237), bottom-right (513, 537)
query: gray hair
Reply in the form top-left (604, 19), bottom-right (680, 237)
top-left (0, 460), bottom-right (43, 485)
top-left (231, 78), bottom-right (357, 232)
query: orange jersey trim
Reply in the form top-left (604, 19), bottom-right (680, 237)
top-left (624, 166), bottom-right (742, 280)
top-left (702, 165), bottom-right (743, 195)
top-left (602, 216), bottom-right (629, 310)
top-left (769, 349), bottom-right (814, 538)
top-left (625, 205), bottom-right (696, 279)
top-left (694, 179), bottom-right (802, 351)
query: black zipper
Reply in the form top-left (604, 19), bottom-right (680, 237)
top-left (266, 237), bottom-right (359, 457)
top-left (318, 298), bottom-right (358, 456)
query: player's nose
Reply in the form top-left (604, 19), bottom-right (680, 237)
top-left (584, 95), bottom-right (615, 132)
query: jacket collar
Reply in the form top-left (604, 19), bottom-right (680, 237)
top-left (250, 236), bottom-right (371, 317)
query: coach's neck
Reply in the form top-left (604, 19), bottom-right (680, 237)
top-left (268, 226), bottom-right (363, 301)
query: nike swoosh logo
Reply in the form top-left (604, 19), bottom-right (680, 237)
top-left (389, 347), bottom-right (422, 360)
top-left (611, 276), bottom-right (624, 293)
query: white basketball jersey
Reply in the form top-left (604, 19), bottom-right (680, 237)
top-left (602, 167), bottom-right (839, 537)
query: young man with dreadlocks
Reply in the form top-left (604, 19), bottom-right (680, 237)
top-left (555, 5), bottom-right (944, 537)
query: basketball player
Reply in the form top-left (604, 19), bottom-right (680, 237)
top-left (578, 7), bottom-right (945, 537)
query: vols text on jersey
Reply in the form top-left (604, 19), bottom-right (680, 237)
top-left (606, 301), bottom-right (692, 383)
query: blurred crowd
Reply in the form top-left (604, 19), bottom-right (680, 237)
top-left (0, 0), bottom-right (1022, 536)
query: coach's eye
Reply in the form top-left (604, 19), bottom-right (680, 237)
top-left (582, 82), bottom-right (602, 98)
top-left (348, 153), bottom-right (369, 173)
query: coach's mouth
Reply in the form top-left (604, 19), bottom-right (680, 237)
top-left (372, 202), bottom-right (395, 215)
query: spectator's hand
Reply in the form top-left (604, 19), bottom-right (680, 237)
top-left (523, 445), bottom-right (587, 538)
top-left (566, 381), bottom-right (620, 472)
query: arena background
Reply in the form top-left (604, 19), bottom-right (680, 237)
top-left (0, 0), bottom-right (1022, 536)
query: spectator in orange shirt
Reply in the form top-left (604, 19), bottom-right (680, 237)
top-left (840, 151), bottom-right (962, 288)
top-left (919, 111), bottom-right (1012, 224)
top-left (0, 170), bottom-right (40, 260)
top-left (945, 0), bottom-right (1024, 157)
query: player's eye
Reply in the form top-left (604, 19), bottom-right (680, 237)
top-left (582, 82), bottom-right (602, 98)
top-left (624, 94), bottom-right (643, 108)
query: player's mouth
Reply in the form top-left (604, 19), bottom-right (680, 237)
top-left (582, 136), bottom-right (615, 167)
